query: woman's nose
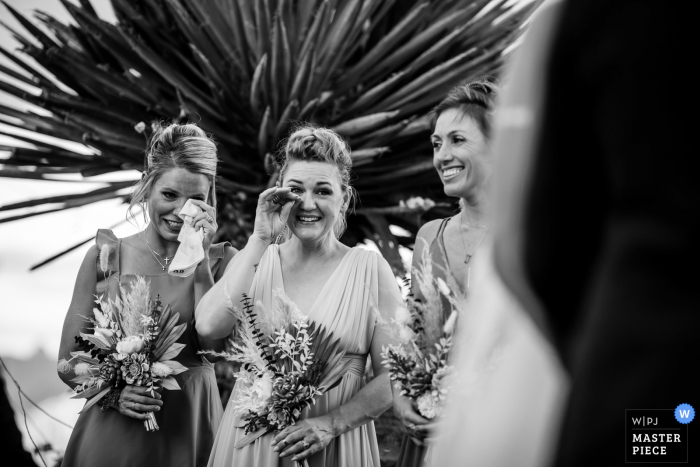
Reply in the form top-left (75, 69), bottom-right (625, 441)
top-left (172, 199), bottom-right (187, 217)
top-left (434, 144), bottom-right (453, 165)
top-left (300, 192), bottom-right (316, 210)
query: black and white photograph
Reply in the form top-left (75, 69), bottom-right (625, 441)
top-left (0, 1), bottom-right (696, 466)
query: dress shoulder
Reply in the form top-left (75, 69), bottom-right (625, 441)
top-left (95, 229), bottom-right (120, 275)
top-left (208, 241), bottom-right (230, 260)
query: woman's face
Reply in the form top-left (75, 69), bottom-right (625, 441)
top-left (431, 108), bottom-right (491, 200)
top-left (147, 168), bottom-right (210, 242)
top-left (282, 160), bottom-right (345, 243)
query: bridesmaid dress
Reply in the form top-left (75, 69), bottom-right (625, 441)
top-left (208, 244), bottom-right (382, 467)
top-left (62, 229), bottom-right (226, 467)
top-left (396, 216), bottom-right (458, 467)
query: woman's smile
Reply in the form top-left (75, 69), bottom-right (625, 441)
top-left (442, 166), bottom-right (465, 180)
top-left (297, 214), bottom-right (322, 223)
top-left (164, 218), bottom-right (183, 231)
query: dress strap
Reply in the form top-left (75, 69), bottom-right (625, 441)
top-left (96, 229), bottom-right (120, 275)
top-left (432, 216), bottom-right (452, 271)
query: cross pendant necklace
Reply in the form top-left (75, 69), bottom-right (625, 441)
top-left (142, 233), bottom-right (174, 271)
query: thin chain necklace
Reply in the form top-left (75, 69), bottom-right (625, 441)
top-left (458, 211), bottom-right (489, 265)
top-left (141, 232), bottom-right (174, 271)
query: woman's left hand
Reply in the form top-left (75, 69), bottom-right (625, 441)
top-left (271, 415), bottom-right (337, 462)
top-left (189, 199), bottom-right (218, 251)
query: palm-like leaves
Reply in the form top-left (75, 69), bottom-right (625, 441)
top-left (0, 0), bottom-right (535, 272)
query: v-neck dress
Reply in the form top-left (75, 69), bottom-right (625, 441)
top-left (208, 244), bottom-right (381, 467)
top-left (62, 229), bottom-right (226, 467)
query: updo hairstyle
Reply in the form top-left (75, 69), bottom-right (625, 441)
top-left (128, 122), bottom-right (218, 223)
top-left (276, 125), bottom-right (355, 238)
top-left (430, 79), bottom-right (499, 139)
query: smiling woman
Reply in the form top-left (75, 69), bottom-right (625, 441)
top-left (57, 122), bottom-right (237, 467)
top-left (393, 80), bottom-right (500, 467)
top-left (197, 125), bottom-right (403, 467)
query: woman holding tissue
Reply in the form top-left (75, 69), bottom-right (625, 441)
top-left (198, 125), bottom-right (403, 467)
top-left (393, 80), bottom-right (498, 467)
top-left (59, 122), bottom-right (236, 467)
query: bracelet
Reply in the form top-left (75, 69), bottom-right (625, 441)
top-left (101, 387), bottom-right (122, 412)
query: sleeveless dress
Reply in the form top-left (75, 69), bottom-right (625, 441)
top-left (62, 229), bottom-right (227, 467)
top-left (396, 217), bottom-right (459, 467)
top-left (208, 244), bottom-right (382, 467)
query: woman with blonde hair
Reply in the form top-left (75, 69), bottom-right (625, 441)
top-left (198, 125), bottom-right (403, 466)
top-left (59, 122), bottom-right (236, 467)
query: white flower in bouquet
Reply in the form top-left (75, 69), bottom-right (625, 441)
top-left (443, 311), bottom-right (458, 336)
top-left (151, 362), bottom-right (173, 378)
top-left (416, 392), bottom-right (442, 420)
top-left (250, 372), bottom-right (274, 411)
top-left (234, 370), bottom-right (275, 416)
top-left (94, 327), bottom-right (115, 339)
top-left (57, 358), bottom-right (71, 374)
top-left (399, 326), bottom-right (416, 345)
top-left (116, 335), bottom-right (145, 354)
top-left (436, 277), bottom-right (451, 298)
top-left (93, 307), bottom-right (110, 328)
top-left (394, 305), bottom-right (412, 326)
top-left (74, 362), bottom-right (92, 376)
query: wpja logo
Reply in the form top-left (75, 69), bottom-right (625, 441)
top-left (626, 404), bottom-right (694, 463)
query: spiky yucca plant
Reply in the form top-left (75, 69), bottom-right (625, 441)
top-left (0, 0), bottom-right (535, 273)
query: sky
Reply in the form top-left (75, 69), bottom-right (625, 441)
top-left (0, 1), bottom-right (137, 361)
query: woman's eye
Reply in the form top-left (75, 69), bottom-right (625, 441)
top-left (432, 141), bottom-right (441, 151)
top-left (452, 137), bottom-right (465, 145)
top-left (317, 190), bottom-right (330, 196)
top-left (290, 187), bottom-right (302, 194)
top-left (162, 191), bottom-right (176, 200)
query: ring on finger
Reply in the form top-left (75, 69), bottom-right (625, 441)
top-left (271, 195), bottom-right (281, 204)
top-left (408, 422), bottom-right (416, 432)
top-left (206, 215), bottom-right (213, 223)
top-left (302, 439), bottom-right (310, 449)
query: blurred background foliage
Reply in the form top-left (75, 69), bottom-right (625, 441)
top-left (0, 0), bottom-right (535, 274)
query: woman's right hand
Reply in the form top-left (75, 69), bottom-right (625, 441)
top-left (118, 385), bottom-right (163, 420)
top-left (253, 186), bottom-right (300, 243)
top-left (393, 392), bottom-right (433, 446)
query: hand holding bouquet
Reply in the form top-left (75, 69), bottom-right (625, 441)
top-left (58, 276), bottom-right (188, 431)
top-left (380, 246), bottom-right (467, 421)
top-left (200, 289), bottom-right (352, 466)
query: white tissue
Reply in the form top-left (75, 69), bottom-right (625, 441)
top-left (168, 199), bottom-right (205, 277)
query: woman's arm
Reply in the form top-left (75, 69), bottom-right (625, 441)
top-left (57, 246), bottom-right (100, 388)
top-left (273, 255), bottom-right (404, 462)
top-left (196, 187), bottom-right (298, 339)
top-left (195, 245), bottom-right (238, 355)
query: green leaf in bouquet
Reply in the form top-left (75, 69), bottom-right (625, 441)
top-left (78, 387), bottom-right (111, 414)
top-left (158, 343), bottom-right (186, 363)
top-left (70, 375), bottom-right (94, 384)
top-left (153, 324), bottom-right (186, 360)
top-left (71, 383), bottom-right (106, 400)
top-left (155, 312), bottom-right (179, 349)
top-left (233, 427), bottom-right (268, 449)
top-left (159, 376), bottom-right (181, 391)
top-left (79, 332), bottom-right (112, 350)
top-left (161, 360), bottom-right (188, 376)
top-left (69, 351), bottom-right (100, 365)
